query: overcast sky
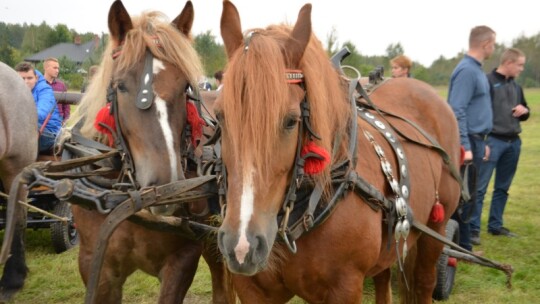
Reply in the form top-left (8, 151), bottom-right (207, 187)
top-left (2, 0), bottom-right (539, 66)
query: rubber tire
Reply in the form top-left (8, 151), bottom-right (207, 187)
top-left (50, 201), bottom-right (79, 253)
top-left (432, 219), bottom-right (460, 301)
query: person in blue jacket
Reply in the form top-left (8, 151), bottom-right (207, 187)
top-left (15, 62), bottom-right (62, 153)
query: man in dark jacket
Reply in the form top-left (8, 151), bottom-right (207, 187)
top-left (470, 48), bottom-right (529, 244)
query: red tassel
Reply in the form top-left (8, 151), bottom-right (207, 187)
top-left (186, 101), bottom-right (206, 146)
top-left (301, 141), bottom-right (331, 175)
top-left (94, 103), bottom-right (116, 146)
top-left (429, 201), bottom-right (445, 223)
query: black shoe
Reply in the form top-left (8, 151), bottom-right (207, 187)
top-left (488, 227), bottom-right (518, 237)
top-left (471, 233), bottom-right (481, 245)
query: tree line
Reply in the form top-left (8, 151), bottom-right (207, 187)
top-left (1, 21), bottom-right (539, 89)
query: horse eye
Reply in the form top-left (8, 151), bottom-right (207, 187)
top-left (215, 111), bottom-right (224, 123)
top-left (283, 116), bottom-right (299, 130)
top-left (117, 82), bottom-right (128, 93)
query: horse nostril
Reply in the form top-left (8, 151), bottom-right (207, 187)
top-left (217, 229), bottom-right (228, 255)
top-left (254, 234), bottom-right (268, 258)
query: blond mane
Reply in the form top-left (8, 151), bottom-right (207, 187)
top-left (68, 11), bottom-right (203, 141)
top-left (221, 24), bottom-right (350, 187)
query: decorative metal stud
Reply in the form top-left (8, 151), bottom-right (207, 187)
top-left (401, 185), bottom-right (409, 198)
top-left (397, 148), bottom-right (404, 159)
top-left (401, 164), bottom-right (407, 177)
top-left (375, 120), bottom-right (386, 129)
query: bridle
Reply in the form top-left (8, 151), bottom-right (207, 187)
top-left (101, 45), bottom-right (203, 192)
top-left (217, 68), bottom-right (333, 253)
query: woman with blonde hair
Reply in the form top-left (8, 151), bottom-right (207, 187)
top-left (390, 54), bottom-right (412, 78)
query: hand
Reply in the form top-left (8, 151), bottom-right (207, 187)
top-left (483, 145), bottom-right (490, 161)
top-left (512, 104), bottom-right (529, 117)
top-left (464, 150), bottom-right (473, 162)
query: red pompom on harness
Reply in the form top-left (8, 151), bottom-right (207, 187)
top-left (94, 103), bottom-right (116, 147)
top-left (429, 202), bottom-right (445, 223)
top-left (186, 100), bottom-right (206, 147)
top-left (300, 141), bottom-right (331, 175)
top-left (429, 192), bottom-right (444, 223)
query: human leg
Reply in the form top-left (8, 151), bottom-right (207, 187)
top-left (470, 157), bottom-right (496, 234)
top-left (453, 135), bottom-right (485, 251)
top-left (488, 138), bottom-right (521, 234)
top-left (38, 132), bottom-right (56, 153)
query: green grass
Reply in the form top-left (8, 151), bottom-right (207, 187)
top-left (2, 89), bottom-right (540, 303)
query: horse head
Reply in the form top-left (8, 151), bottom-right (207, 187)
top-left (216, 1), bottom-right (349, 275)
top-left (103, 1), bottom-right (204, 214)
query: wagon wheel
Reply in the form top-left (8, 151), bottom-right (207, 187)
top-left (433, 219), bottom-right (459, 301)
top-left (50, 200), bottom-right (79, 253)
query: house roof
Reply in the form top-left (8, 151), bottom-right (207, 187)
top-left (25, 40), bottom-right (97, 64)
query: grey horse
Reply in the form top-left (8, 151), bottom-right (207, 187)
top-left (0, 61), bottom-right (38, 301)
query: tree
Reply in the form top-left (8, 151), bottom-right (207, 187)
top-left (21, 22), bottom-right (52, 55)
top-left (0, 45), bottom-right (16, 66)
top-left (325, 27), bottom-right (339, 56)
top-left (385, 43), bottom-right (405, 59)
top-left (46, 24), bottom-right (72, 48)
top-left (194, 31), bottom-right (226, 77)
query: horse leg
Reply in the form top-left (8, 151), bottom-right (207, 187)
top-left (74, 207), bottom-right (132, 304)
top-left (201, 241), bottom-right (231, 304)
top-left (407, 234), bottom-right (443, 304)
top-left (77, 246), bottom-right (131, 304)
top-left (157, 242), bottom-right (202, 304)
top-left (373, 268), bottom-right (392, 304)
top-left (0, 175), bottom-right (29, 302)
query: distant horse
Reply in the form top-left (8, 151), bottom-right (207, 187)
top-left (215, 1), bottom-right (461, 303)
top-left (1, 1), bottom-right (227, 303)
top-left (0, 62), bottom-right (38, 300)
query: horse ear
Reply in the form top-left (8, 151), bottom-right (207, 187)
top-left (285, 4), bottom-right (312, 68)
top-left (221, 0), bottom-right (244, 60)
top-left (172, 1), bottom-right (194, 36)
top-left (108, 0), bottom-right (133, 46)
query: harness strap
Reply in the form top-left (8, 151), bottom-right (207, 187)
top-left (355, 83), bottom-right (464, 194)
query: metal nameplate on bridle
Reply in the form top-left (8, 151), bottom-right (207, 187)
top-left (135, 51), bottom-right (155, 110)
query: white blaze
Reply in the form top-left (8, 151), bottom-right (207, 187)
top-left (153, 58), bottom-right (178, 181)
top-left (234, 167), bottom-right (255, 264)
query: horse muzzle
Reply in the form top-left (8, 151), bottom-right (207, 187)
top-left (217, 226), bottom-right (272, 275)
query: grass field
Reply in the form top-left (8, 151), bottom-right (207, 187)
top-left (2, 89), bottom-right (540, 303)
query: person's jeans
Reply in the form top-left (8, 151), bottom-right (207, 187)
top-left (39, 131), bottom-right (57, 153)
top-left (451, 134), bottom-right (486, 251)
top-left (470, 136), bottom-right (521, 233)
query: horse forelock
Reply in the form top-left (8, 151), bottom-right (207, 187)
top-left (221, 27), bottom-right (291, 184)
top-left (221, 24), bottom-right (350, 189)
top-left (71, 10), bottom-right (203, 142)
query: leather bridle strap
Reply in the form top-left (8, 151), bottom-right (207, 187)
top-left (135, 50), bottom-right (155, 110)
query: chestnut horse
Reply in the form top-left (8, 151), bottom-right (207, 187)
top-left (0, 62), bottom-right (38, 301)
top-left (215, 1), bottom-right (461, 303)
top-left (70, 2), bottom-right (227, 303)
top-left (1, 1), bottom-right (227, 303)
